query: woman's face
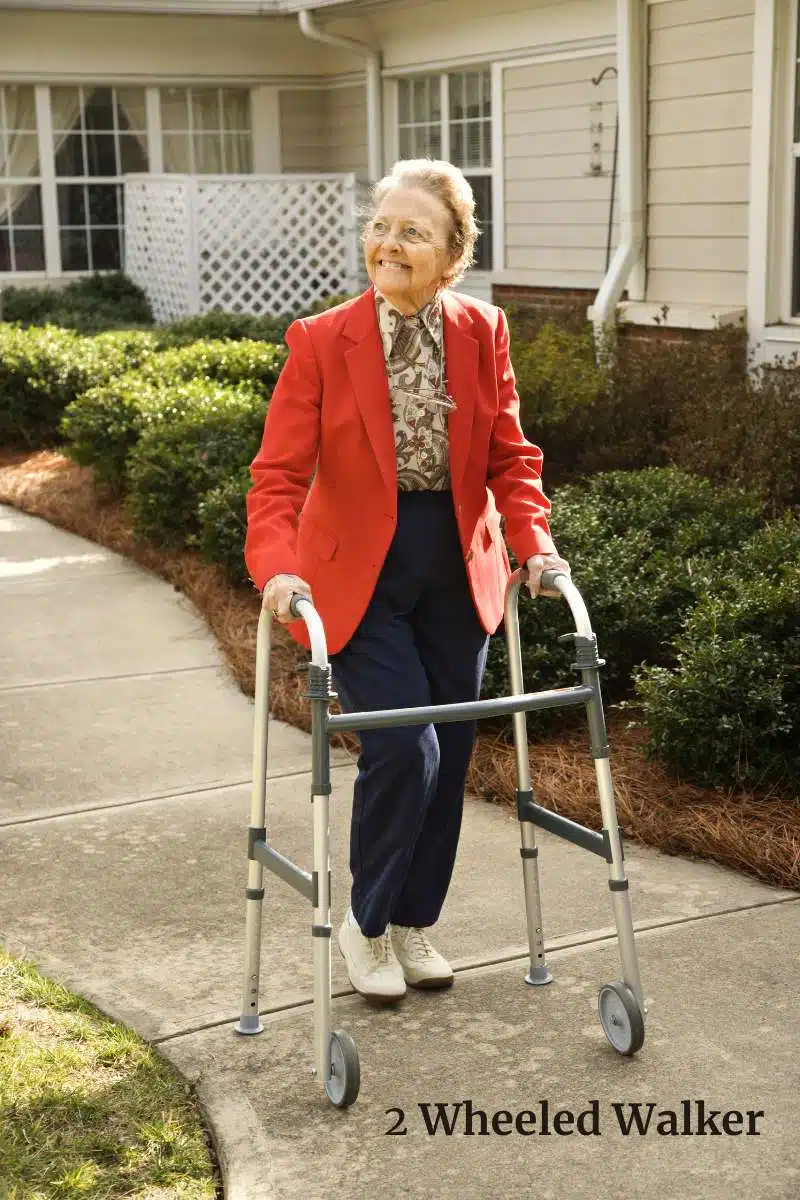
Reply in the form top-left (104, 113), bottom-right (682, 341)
top-left (364, 185), bottom-right (456, 314)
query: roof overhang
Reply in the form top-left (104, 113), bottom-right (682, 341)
top-left (0, 0), bottom-right (365, 12)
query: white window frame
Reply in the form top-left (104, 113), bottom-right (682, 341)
top-left (391, 66), bottom-right (497, 282)
top-left (0, 84), bottom-right (46, 275)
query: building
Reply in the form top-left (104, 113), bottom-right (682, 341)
top-left (0, 0), bottom-right (797, 358)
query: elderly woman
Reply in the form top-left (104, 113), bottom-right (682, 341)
top-left (245, 158), bottom-right (570, 1004)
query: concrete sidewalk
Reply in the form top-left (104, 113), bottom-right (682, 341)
top-left (1, 503), bottom-right (798, 1200)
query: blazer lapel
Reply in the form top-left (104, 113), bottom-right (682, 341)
top-left (343, 289), bottom-right (397, 495)
top-left (442, 290), bottom-right (479, 494)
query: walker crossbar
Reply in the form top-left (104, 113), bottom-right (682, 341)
top-left (235, 566), bottom-right (647, 1109)
top-left (327, 684), bottom-right (594, 733)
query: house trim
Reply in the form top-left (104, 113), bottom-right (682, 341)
top-left (382, 36), bottom-right (615, 79)
top-left (747, 0), bottom-right (780, 355)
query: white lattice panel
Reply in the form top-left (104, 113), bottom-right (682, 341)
top-left (124, 174), bottom-right (365, 321)
top-left (124, 178), bottom-right (193, 323)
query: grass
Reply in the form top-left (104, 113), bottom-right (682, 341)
top-left (0, 448), bottom-right (798, 892)
top-left (0, 948), bottom-right (219, 1200)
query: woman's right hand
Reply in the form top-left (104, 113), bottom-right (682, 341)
top-left (263, 573), bottom-right (313, 623)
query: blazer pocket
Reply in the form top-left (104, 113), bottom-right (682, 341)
top-left (482, 511), bottom-right (501, 552)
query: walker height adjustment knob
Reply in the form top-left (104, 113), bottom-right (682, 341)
top-left (558, 632), bottom-right (605, 672)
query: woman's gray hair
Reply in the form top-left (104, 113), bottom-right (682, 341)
top-left (365, 159), bottom-right (480, 287)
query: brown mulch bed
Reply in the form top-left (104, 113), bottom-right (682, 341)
top-left (2, 449), bottom-right (798, 891)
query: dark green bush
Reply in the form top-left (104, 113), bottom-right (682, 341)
top-left (635, 515), bottom-right (800, 792)
top-left (60, 339), bottom-right (282, 490)
top-left (125, 385), bottom-right (266, 548)
top-left (197, 467), bottom-right (252, 586)
top-left (1, 273), bottom-right (153, 332)
top-left (481, 468), bottom-right (766, 718)
top-left (0, 325), bottom-right (157, 448)
top-left (155, 311), bottom-right (292, 348)
top-left (513, 323), bottom-right (607, 482)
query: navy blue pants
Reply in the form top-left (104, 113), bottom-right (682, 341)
top-left (331, 491), bottom-right (489, 938)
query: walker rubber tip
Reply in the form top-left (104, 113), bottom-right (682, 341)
top-left (525, 966), bottom-right (554, 987)
top-left (234, 1015), bottom-right (265, 1035)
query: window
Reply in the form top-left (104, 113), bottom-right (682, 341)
top-left (397, 69), bottom-right (493, 271)
top-left (52, 85), bottom-right (148, 272)
top-left (0, 85), bottom-right (44, 272)
top-left (160, 87), bottom-right (252, 174)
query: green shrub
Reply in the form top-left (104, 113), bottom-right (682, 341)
top-left (513, 323), bottom-right (607, 482)
top-left (60, 339), bottom-right (282, 490)
top-left (1, 273), bottom-right (153, 332)
top-left (481, 468), bottom-right (766, 718)
top-left (138, 339), bottom-right (286, 389)
top-left (155, 311), bottom-right (292, 348)
top-left (197, 467), bottom-right (252, 586)
top-left (635, 515), bottom-right (800, 792)
top-left (125, 384), bottom-right (266, 548)
top-left (0, 324), bottom-right (156, 448)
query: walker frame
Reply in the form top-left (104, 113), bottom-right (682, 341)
top-left (235, 568), bottom-right (647, 1108)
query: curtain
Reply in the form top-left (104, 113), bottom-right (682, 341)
top-left (0, 85), bottom-right (39, 225)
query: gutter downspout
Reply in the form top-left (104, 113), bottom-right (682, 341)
top-left (298, 9), bottom-right (383, 181)
top-left (591, 0), bottom-right (646, 344)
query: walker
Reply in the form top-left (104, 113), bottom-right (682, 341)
top-left (235, 568), bottom-right (646, 1109)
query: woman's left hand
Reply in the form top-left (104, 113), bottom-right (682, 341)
top-left (525, 553), bottom-right (571, 598)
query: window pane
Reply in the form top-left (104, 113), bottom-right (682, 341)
top-left (58, 183), bottom-right (87, 226)
top-left (55, 133), bottom-right (85, 177)
top-left (6, 134), bottom-right (40, 178)
top-left (4, 86), bottom-right (37, 130)
top-left (119, 134), bottom-right (148, 174)
top-left (399, 127), bottom-right (412, 158)
top-left (84, 88), bottom-right (115, 131)
top-left (412, 78), bottom-right (430, 123)
top-left (9, 184), bottom-right (42, 226)
top-left (450, 74), bottom-right (464, 120)
top-left (0, 228), bottom-right (10, 270)
top-left (192, 89), bottom-right (221, 134)
top-left (465, 72), bottom-right (481, 119)
top-left (0, 188), bottom-right (10, 227)
top-left (163, 133), bottom-right (191, 172)
top-left (193, 134), bottom-right (223, 173)
top-left (398, 80), bottom-right (410, 125)
top-left (465, 123), bottom-right (482, 168)
top-left (86, 132), bottom-right (118, 177)
top-left (116, 88), bottom-right (147, 133)
top-left (467, 174), bottom-right (492, 270)
top-left (450, 124), bottom-right (463, 165)
top-left (222, 132), bottom-right (251, 173)
top-left (481, 69), bottom-right (491, 118)
top-left (13, 228), bottom-right (45, 270)
top-left (91, 228), bottom-right (121, 271)
top-left (60, 228), bottom-right (89, 271)
top-left (87, 183), bottom-right (119, 225)
top-left (221, 90), bottom-right (249, 132)
top-left (161, 88), bottom-right (189, 131)
top-left (51, 88), bottom-right (82, 131)
top-left (793, 158), bottom-right (800, 314)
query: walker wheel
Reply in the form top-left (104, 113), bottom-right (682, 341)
top-left (598, 981), bottom-right (645, 1056)
top-left (324, 1029), bottom-right (360, 1108)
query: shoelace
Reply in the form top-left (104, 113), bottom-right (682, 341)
top-left (367, 931), bottom-right (393, 967)
top-left (400, 927), bottom-right (435, 961)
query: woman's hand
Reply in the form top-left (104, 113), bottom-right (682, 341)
top-left (525, 553), bottom-right (571, 599)
top-left (263, 573), bottom-right (313, 623)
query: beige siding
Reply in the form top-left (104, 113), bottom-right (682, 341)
top-left (646, 0), bottom-right (753, 308)
top-left (279, 85), bottom-right (368, 175)
top-left (279, 90), bottom-right (329, 173)
top-left (328, 85), bottom-right (368, 174)
top-left (501, 52), bottom-right (619, 288)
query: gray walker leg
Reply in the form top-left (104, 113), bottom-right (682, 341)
top-left (504, 575), bottom-right (553, 987)
top-left (235, 599), bottom-right (360, 1107)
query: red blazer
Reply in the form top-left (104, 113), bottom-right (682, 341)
top-left (245, 287), bottom-right (556, 655)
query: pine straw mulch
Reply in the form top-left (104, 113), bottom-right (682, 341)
top-left (2, 448), bottom-right (798, 892)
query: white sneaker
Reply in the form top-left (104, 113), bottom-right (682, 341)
top-left (338, 910), bottom-right (406, 1003)
top-left (390, 925), bottom-right (454, 990)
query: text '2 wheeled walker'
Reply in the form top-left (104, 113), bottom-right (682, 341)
top-left (235, 567), bottom-right (647, 1109)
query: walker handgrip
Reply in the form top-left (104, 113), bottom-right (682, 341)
top-left (289, 592), bottom-right (310, 618)
top-left (540, 568), bottom-right (570, 593)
